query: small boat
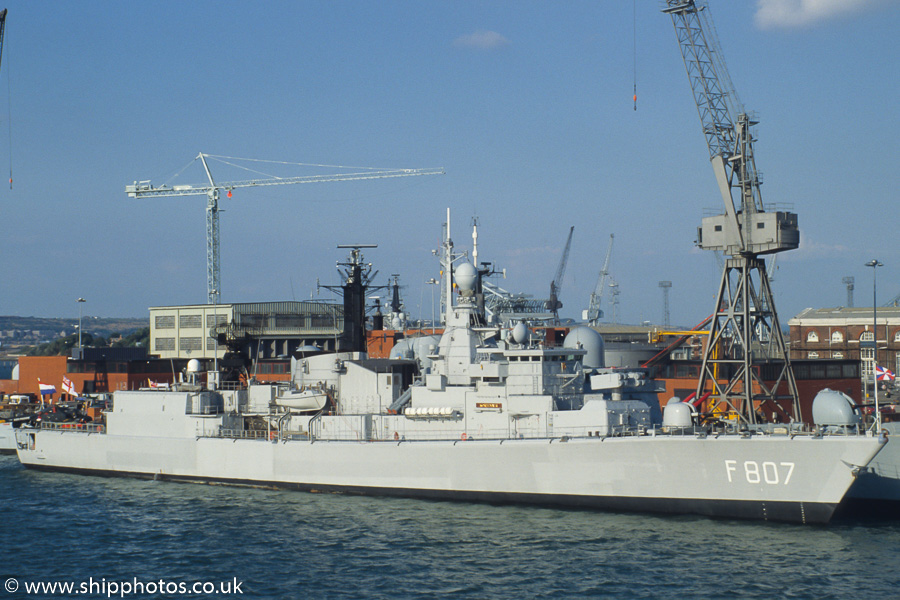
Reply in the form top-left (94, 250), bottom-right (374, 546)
top-left (274, 388), bottom-right (328, 412)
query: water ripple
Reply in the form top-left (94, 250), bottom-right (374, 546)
top-left (2, 456), bottom-right (899, 599)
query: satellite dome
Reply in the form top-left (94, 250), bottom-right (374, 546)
top-left (389, 339), bottom-right (415, 360)
top-left (563, 327), bottom-right (605, 368)
top-left (455, 263), bottom-right (477, 292)
top-left (187, 359), bottom-right (202, 373)
top-left (812, 388), bottom-right (860, 427)
top-left (412, 335), bottom-right (440, 371)
top-left (662, 400), bottom-right (693, 428)
top-left (511, 322), bottom-right (529, 345)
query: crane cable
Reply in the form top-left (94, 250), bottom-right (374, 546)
top-left (4, 21), bottom-right (10, 189)
top-left (633, 0), bottom-right (637, 111)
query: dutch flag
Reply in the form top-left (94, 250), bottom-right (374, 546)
top-left (876, 365), bottom-right (896, 382)
top-left (38, 381), bottom-right (57, 395)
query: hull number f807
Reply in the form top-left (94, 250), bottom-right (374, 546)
top-left (725, 460), bottom-right (795, 485)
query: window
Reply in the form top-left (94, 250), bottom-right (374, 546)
top-left (155, 315), bottom-right (175, 329)
top-left (206, 337), bottom-right (219, 351)
top-left (757, 222), bottom-right (765, 229)
top-left (309, 315), bottom-right (337, 328)
top-left (179, 314), bottom-right (202, 329)
top-left (179, 337), bottom-right (202, 351)
top-left (831, 331), bottom-right (843, 343)
top-left (861, 347), bottom-right (875, 379)
top-left (155, 337), bottom-right (175, 351)
top-left (714, 225), bottom-right (722, 232)
top-left (207, 314), bottom-right (226, 328)
top-left (832, 352), bottom-right (844, 359)
top-left (806, 331), bottom-right (819, 343)
top-left (275, 315), bottom-right (305, 329)
top-left (807, 351), bottom-right (819, 359)
top-left (894, 331), bottom-right (900, 343)
top-left (861, 331), bottom-right (874, 342)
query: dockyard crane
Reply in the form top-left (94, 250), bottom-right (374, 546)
top-left (843, 276), bottom-right (855, 307)
top-left (126, 153), bottom-right (443, 305)
top-left (583, 234), bottom-right (614, 326)
top-left (663, 0), bottom-right (801, 423)
top-left (546, 226), bottom-right (574, 323)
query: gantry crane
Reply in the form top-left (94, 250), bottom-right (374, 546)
top-left (126, 153), bottom-right (443, 304)
top-left (663, 1), bottom-right (801, 423)
top-left (583, 234), bottom-right (614, 326)
top-left (546, 226), bottom-right (574, 323)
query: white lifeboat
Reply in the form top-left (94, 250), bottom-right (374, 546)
top-left (275, 388), bottom-right (328, 411)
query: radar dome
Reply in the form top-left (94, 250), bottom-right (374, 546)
top-left (511, 322), bottom-right (529, 345)
top-left (412, 335), bottom-right (440, 371)
top-left (812, 388), bottom-right (860, 427)
top-left (563, 327), bottom-right (605, 369)
top-left (389, 339), bottom-right (415, 360)
top-left (662, 401), bottom-right (693, 428)
top-left (455, 263), bottom-right (477, 292)
top-left (187, 359), bottom-right (202, 373)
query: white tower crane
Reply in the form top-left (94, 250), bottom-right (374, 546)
top-left (126, 152), bottom-right (443, 305)
top-left (583, 234), bottom-right (614, 326)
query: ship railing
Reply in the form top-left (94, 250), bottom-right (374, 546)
top-left (39, 422), bottom-right (104, 434)
top-left (209, 428), bottom-right (271, 440)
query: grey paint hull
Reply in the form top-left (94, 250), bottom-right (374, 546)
top-left (0, 422), bottom-right (15, 454)
top-left (844, 422), bottom-right (900, 511)
top-left (16, 429), bottom-right (883, 524)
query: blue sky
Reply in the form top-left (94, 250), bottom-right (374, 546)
top-left (1, 0), bottom-right (898, 326)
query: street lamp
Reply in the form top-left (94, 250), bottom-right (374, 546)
top-left (211, 289), bottom-right (219, 390)
top-left (76, 297), bottom-right (86, 358)
top-left (426, 278), bottom-right (439, 333)
top-left (865, 259), bottom-right (883, 427)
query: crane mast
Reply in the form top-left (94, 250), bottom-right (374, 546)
top-left (664, 0), bottom-right (800, 424)
top-left (584, 234), bottom-right (614, 326)
top-left (546, 226), bottom-right (574, 324)
top-left (126, 153), bottom-right (443, 305)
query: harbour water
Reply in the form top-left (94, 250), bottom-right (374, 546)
top-left (2, 454), bottom-right (899, 599)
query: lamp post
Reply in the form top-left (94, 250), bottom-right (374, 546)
top-left (76, 297), bottom-right (86, 359)
top-left (426, 278), bottom-right (439, 334)
top-left (211, 289), bottom-right (218, 390)
top-left (865, 259), bottom-right (883, 428)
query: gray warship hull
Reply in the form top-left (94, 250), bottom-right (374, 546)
top-left (16, 425), bottom-right (883, 524)
top-left (843, 422), bottom-right (900, 512)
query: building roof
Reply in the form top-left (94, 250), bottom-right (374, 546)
top-left (788, 306), bottom-right (900, 326)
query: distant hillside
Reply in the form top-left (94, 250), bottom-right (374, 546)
top-left (0, 316), bottom-right (149, 355)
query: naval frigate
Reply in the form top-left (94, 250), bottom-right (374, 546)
top-left (14, 216), bottom-right (885, 524)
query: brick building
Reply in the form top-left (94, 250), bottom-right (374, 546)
top-left (788, 306), bottom-right (900, 381)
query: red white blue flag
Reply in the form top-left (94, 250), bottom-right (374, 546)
top-left (876, 364), bottom-right (896, 381)
top-left (38, 380), bottom-right (56, 395)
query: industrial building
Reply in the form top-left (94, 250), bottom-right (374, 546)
top-left (149, 301), bottom-right (344, 361)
